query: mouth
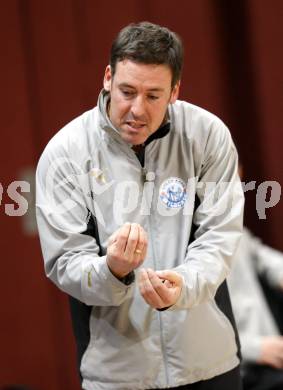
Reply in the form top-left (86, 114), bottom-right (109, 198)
top-left (125, 121), bottom-right (146, 132)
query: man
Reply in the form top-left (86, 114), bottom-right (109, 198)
top-left (36, 22), bottom-right (244, 390)
top-left (228, 227), bottom-right (283, 390)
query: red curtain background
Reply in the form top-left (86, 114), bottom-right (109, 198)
top-left (1, 1), bottom-right (282, 389)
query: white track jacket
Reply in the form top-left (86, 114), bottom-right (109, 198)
top-left (36, 90), bottom-right (244, 389)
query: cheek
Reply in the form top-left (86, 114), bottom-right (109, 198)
top-left (151, 104), bottom-right (167, 123)
top-left (117, 102), bottom-right (131, 120)
top-left (111, 93), bottom-right (127, 112)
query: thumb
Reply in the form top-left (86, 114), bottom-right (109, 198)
top-left (156, 270), bottom-right (183, 284)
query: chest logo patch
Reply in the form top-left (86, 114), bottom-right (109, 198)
top-left (159, 177), bottom-right (187, 208)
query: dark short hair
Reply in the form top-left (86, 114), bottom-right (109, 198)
top-left (110, 22), bottom-right (183, 88)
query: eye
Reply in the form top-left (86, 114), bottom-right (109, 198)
top-left (148, 95), bottom-right (159, 101)
top-left (121, 89), bottom-right (134, 98)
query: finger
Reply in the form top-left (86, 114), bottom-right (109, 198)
top-left (138, 268), bottom-right (151, 294)
top-left (138, 268), bottom-right (148, 286)
top-left (153, 269), bottom-right (183, 305)
top-left (147, 269), bottom-right (172, 304)
top-left (156, 270), bottom-right (183, 286)
top-left (124, 223), bottom-right (139, 259)
top-left (163, 279), bottom-right (174, 288)
top-left (114, 222), bottom-right (131, 252)
top-left (138, 269), bottom-right (164, 308)
top-left (133, 226), bottom-right (147, 259)
top-left (137, 226), bottom-right (148, 257)
top-left (107, 229), bottom-right (119, 245)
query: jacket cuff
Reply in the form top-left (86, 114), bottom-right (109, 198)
top-left (118, 271), bottom-right (135, 286)
top-left (81, 256), bottom-right (134, 305)
top-left (241, 337), bottom-right (262, 363)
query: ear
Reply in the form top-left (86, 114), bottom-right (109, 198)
top-left (103, 65), bottom-right (112, 91)
top-left (169, 81), bottom-right (180, 104)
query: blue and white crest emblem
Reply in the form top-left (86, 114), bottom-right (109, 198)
top-left (159, 177), bottom-right (187, 208)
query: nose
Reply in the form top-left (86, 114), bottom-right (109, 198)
top-left (131, 95), bottom-right (146, 119)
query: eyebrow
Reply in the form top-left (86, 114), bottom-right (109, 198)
top-left (118, 83), bottom-right (165, 92)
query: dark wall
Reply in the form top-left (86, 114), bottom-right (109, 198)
top-left (1, 1), bottom-right (282, 389)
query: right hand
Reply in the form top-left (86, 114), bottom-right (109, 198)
top-left (258, 336), bottom-right (283, 369)
top-left (106, 222), bottom-right (148, 279)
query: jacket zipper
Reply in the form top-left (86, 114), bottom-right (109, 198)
top-left (128, 145), bottom-right (170, 387)
top-left (143, 147), bottom-right (170, 388)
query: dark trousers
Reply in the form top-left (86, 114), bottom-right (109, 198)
top-left (150, 365), bottom-right (243, 390)
top-left (243, 364), bottom-right (283, 390)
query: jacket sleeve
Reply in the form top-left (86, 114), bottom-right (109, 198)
top-left (227, 229), bottom-right (282, 363)
top-left (35, 142), bottom-right (134, 306)
top-left (250, 233), bottom-right (283, 288)
top-left (172, 121), bottom-right (244, 309)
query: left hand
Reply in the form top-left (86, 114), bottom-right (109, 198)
top-left (138, 268), bottom-right (183, 309)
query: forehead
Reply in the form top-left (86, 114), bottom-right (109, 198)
top-left (113, 60), bottom-right (173, 90)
